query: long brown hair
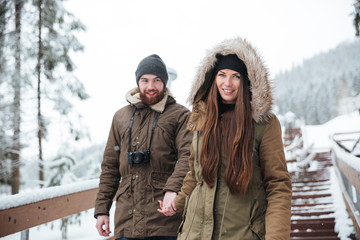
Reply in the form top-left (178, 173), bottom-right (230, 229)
top-left (200, 74), bottom-right (253, 194)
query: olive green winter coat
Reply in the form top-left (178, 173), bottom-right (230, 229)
top-left (95, 88), bottom-right (193, 239)
top-left (174, 37), bottom-right (292, 240)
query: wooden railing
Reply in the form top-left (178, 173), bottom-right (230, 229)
top-left (0, 179), bottom-right (115, 239)
top-left (283, 127), bottom-right (315, 168)
top-left (331, 131), bottom-right (360, 238)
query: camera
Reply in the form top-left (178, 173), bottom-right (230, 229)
top-left (128, 150), bottom-right (150, 164)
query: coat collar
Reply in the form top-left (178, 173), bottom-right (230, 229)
top-left (125, 87), bottom-right (175, 113)
top-left (188, 37), bottom-right (273, 123)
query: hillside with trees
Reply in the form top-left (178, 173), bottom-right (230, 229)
top-left (274, 40), bottom-right (360, 125)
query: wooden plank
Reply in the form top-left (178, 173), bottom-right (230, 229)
top-left (335, 155), bottom-right (360, 195)
top-left (292, 188), bottom-right (330, 192)
top-left (292, 193), bottom-right (331, 199)
top-left (291, 217), bottom-right (336, 223)
top-left (291, 220), bottom-right (335, 230)
top-left (291, 229), bottom-right (338, 237)
top-left (333, 164), bottom-right (360, 238)
top-left (291, 210), bottom-right (334, 216)
top-left (342, 191), bottom-right (360, 239)
top-left (290, 236), bottom-right (340, 240)
top-left (292, 203), bottom-right (333, 207)
top-left (0, 188), bottom-right (98, 237)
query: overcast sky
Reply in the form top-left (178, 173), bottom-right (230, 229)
top-left (64, 0), bottom-right (356, 143)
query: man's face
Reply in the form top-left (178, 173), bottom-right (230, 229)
top-left (138, 74), bottom-right (165, 105)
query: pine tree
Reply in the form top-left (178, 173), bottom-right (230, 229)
top-left (1, 0), bottom-right (89, 197)
top-left (47, 154), bottom-right (79, 240)
top-left (32, 0), bottom-right (88, 187)
top-left (353, 0), bottom-right (360, 36)
top-left (274, 41), bottom-right (360, 125)
top-left (10, 0), bottom-right (24, 194)
top-left (37, 0), bottom-right (44, 188)
top-left (0, 0), bottom-right (11, 187)
top-left (0, 1), bottom-right (7, 75)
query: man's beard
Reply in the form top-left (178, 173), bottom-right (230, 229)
top-left (139, 89), bottom-right (165, 105)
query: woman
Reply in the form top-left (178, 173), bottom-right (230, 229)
top-left (160, 37), bottom-right (292, 240)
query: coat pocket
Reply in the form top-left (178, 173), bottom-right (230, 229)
top-left (177, 194), bottom-right (190, 234)
top-left (249, 200), bottom-right (266, 240)
top-left (115, 175), bottom-right (131, 201)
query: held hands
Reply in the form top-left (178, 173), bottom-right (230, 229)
top-left (96, 215), bottom-right (111, 237)
top-left (157, 191), bottom-right (177, 216)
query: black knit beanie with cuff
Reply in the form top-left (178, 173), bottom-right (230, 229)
top-left (135, 54), bottom-right (168, 87)
top-left (214, 54), bottom-right (248, 78)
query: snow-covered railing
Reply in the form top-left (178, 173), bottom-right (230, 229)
top-left (284, 135), bottom-right (303, 162)
top-left (297, 151), bottom-right (316, 170)
top-left (285, 135), bottom-right (302, 153)
top-left (331, 131), bottom-right (360, 238)
top-left (283, 127), bottom-right (302, 147)
top-left (297, 143), bottom-right (314, 161)
top-left (0, 179), bottom-right (99, 238)
top-left (284, 132), bottom-right (315, 170)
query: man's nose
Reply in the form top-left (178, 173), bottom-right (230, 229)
top-left (148, 81), bottom-right (155, 89)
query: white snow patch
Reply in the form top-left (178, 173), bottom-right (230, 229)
top-left (303, 111), bottom-right (360, 149)
top-left (332, 140), bottom-right (360, 172)
top-left (0, 179), bottom-right (99, 210)
top-left (330, 167), bottom-right (355, 239)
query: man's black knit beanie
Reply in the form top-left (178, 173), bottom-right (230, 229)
top-left (135, 54), bottom-right (168, 87)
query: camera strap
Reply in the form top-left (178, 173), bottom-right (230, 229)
top-left (128, 109), bottom-right (160, 152)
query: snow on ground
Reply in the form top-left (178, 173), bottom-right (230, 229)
top-left (330, 167), bottom-right (356, 239)
top-left (303, 111), bottom-right (360, 150)
top-left (1, 111), bottom-right (359, 240)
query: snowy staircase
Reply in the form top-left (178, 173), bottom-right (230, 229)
top-left (289, 152), bottom-right (356, 240)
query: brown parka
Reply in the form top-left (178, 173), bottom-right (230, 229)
top-left (174, 37), bottom-right (292, 240)
top-left (95, 88), bottom-right (192, 239)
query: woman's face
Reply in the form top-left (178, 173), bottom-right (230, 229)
top-left (215, 69), bottom-right (241, 104)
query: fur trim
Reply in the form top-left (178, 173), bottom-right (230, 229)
top-left (126, 87), bottom-right (142, 105)
top-left (187, 37), bottom-right (273, 123)
top-left (125, 87), bottom-right (174, 113)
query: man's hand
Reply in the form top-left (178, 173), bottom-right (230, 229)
top-left (96, 215), bottom-right (111, 237)
top-left (157, 191), bottom-right (177, 216)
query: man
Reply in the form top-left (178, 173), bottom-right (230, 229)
top-left (95, 54), bottom-right (192, 240)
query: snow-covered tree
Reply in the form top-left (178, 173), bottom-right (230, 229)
top-left (353, 0), bottom-right (360, 36)
top-left (10, 0), bottom-right (24, 194)
top-left (0, 1), bottom-right (11, 186)
top-left (46, 154), bottom-right (79, 240)
top-left (0, 0), bottom-right (89, 195)
top-left (32, 0), bottom-right (88, 187)
top-left (274, 40), bottom-right (360, 125)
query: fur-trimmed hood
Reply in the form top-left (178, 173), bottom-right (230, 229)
top-left (188, 37), bottom-right (273, 123)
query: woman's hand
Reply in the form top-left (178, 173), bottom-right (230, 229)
top-left (157, 191), bottom-right (177, 216)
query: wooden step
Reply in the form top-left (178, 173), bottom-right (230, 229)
top-left (291, 219), bottom-right (335, 230)
top-left (290, 237), bottom-right (340, 240)
top-left (290, 152), bottom-right (347, 240)
top-left (291, 229), bottom-right (339, 237)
